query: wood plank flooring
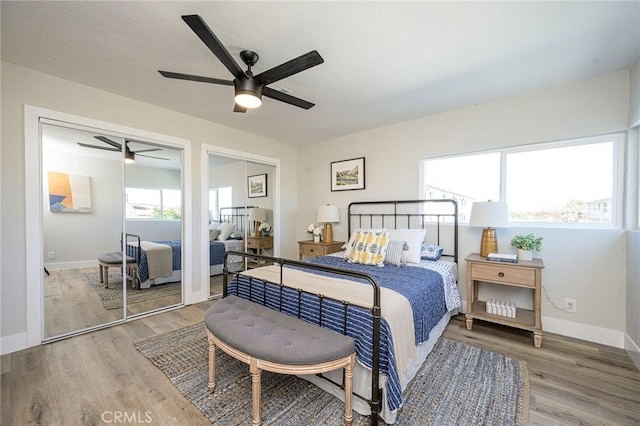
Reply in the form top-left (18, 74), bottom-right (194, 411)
top-left (2, 303), bottom-right (638, 425)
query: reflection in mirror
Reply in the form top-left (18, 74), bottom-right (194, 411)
top-left (42, 123), bottom-right (124, 339)
top-left (207, 156), bottom-right (275, 298)
top-left (124, 140), bottom-right (183, 316)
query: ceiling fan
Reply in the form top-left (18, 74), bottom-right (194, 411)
top-left (158, 14), bottom-right (324, 113)
top-left (77, 136), bottom-right (169, 163)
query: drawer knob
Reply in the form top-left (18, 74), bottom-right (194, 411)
top-left (310, 249), bottom-right (314, 252)
top-left (498, 272), bottom-right (505, 277)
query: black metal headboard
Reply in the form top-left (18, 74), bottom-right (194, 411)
top-left (219, 206), bottom-right (254, 234)
top-left (347, 199), bottom-right (459, 264)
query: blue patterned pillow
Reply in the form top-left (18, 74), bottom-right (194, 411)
top-left (421, 243), bottom-right (443, 261)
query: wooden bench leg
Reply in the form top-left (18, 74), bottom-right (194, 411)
top-left (104, 266), bottom-right (109, 288)
top-left (344, 354), bottom-right (355, 426)
top-left (250, 358), bottom-right (262, 426)
top-left (208, 333), bottom-right (216, 393)
top-left (99, 264), bottom-right (104, 284)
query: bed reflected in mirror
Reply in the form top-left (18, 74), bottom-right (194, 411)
top-left (124, 141), bottom-right (183, 316)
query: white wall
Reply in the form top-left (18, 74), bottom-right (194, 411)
top-left (1, 61), bottom-right (299, 347)
top-left (298, 70), bottom-right (631, 346)
top-left (630, 58), bottom-right (640, 127)
top-left (43, 150), bottom-right (122, 267)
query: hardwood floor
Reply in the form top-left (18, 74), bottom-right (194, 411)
top-left (2, 305), bottom-right (638, 425)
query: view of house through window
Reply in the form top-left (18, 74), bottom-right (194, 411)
top-left (422, 134), bottom-right (621, 226)
top-left (126, 187), bottom-right (182, 219)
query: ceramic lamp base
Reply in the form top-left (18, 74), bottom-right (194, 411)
top-left (480, 227), bottom-right (498, 257)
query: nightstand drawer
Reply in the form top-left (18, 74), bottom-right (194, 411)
top-left (300, 244), bottom-right (322, 257)
top-left (246, 237), bottom-right (272, 250)
top-left (471, 263), bottom-right (535, 286)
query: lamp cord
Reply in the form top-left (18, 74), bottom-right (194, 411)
top-left (542, 285), bottom-right (565, 311)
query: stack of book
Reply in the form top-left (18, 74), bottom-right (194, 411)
top-left (486, 252), bottom-right (518, 263)
top-left (486, 298), bottom-right (517, 318)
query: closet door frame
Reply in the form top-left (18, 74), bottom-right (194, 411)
top-left (25, 105), bottom-right (192, 347)
top-left (200, 143), bottom-right (281, 302)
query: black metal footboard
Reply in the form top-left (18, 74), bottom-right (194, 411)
top-left (223, 250), bottom-right (382, 426)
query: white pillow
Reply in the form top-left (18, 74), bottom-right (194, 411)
top-left (209, 228), bottom-right (221, 241)
top-left (388, 229), bottom-right (426, 264)
top-left (216, 223), bottom-right (236, 241)
top-left (344, 228), bottom-right (387, 258)
top-left (209, 222), bottom-right (222, 230)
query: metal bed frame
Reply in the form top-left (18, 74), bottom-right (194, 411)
top-left (219, 205), bottom-right (255, 234)
top-left (222, 199), bottom-right (458, 425)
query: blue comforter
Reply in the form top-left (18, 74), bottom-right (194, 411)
top-left (227, 255), bottom-right (447, 412)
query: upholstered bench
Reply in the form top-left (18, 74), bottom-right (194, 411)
top-left (205, 295), bottom-right (356, 426)
top-left (97, 251), bottom-right (138, 289)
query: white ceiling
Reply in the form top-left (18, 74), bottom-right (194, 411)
top-left (2, 1), bottom-right (639, 146)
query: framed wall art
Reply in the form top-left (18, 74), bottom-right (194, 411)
top-left (248, 173), bottom-right (268, 198)
top-left (331, 157), bottom-right (365, 191)
top-left (47, 171), bottom-right (92, 212)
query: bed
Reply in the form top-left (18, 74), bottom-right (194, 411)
top-left (126, 206), bottom-right (251, 289)
top-left (222, 199), bottom-right (460, 425)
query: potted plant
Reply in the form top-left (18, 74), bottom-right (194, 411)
top-left (510, 233), bottom-right (543, 261)
top-left (258, 222), bottom-right (272, 237)
top-left (307, 224), bottom-right (322, 242)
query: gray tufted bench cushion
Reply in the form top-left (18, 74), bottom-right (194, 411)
top-left (205, 295), bottom-right (356, 425)
top-left (97, 251), bottom-right (137, 289)
top-left (205, 295), bottom-right (355, 365)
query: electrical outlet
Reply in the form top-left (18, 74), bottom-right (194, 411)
top-left (564, 298), bottom-right (576, 313)
top-left (48, 251), bottom-right (55, 259)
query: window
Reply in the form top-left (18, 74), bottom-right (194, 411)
top-left (126, 187), bottom-right (182, 220)
top-left (209, 186), bottom-right (232, 221)
top-left (422, 134), bottom-right (622, 227)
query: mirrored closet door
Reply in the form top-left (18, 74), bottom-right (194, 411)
top-left (42, 121), bottom-right (184, 340)
top-left (208, 155), bottom-right (275, 298)
top-left (42, 123), bottom-right (125, 339)
top-left (125, 141), bottom-right (183, 316)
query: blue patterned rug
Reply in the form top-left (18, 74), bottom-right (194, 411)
top-left (134, 322), bottom-right (528, 425)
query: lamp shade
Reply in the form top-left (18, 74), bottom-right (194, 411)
top-left (469, 202), bottom-right (509, 228)
top-left (248, 207), bottom-right (267, 222)
top-left (317, 205), bottom-right (340, 223)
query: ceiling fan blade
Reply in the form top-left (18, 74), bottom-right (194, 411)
top-left (132, 148), bottom-right (162, 153)
top-left (94, 135), bottom-right (122, 149)
top-left (158, 70), bottom-right (233, 86)
top-left (255, 50), bottom-right (324, 86)
top-left (77, 142), bottom-right (120, 152)
top-left (263, 86), bottom-right (315, 109)
top-left (181, 15), bottom-right (245, 80)
top-left (233, 104), bottom-right (247, 113)
top-left (138, 154), bottom-right (170, 161)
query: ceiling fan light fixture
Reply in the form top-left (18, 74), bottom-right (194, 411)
top-left (125, 150), bottom-right (136, 164)
top-left (234, 78), bottom-right (263, 109)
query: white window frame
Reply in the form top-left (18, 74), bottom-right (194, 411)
top-left (421, 133), bottom-right (625, 229)
top-left (125, 186), bottom-right (182, 221)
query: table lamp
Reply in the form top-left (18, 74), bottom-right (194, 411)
top-left (469, 201), bottom-right (509, 257)
top-left (248, 207), bottom-right (267, 237)
top-left (316, 205), bottom-right (340, 243)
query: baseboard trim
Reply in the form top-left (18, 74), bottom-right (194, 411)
top-left (44, 260), bottom-right (96, 271)
top-left (624, 333), bottom-right (640, 370)
top-left (1, 332), bottom-right (28, 355)
top-left (461, 302), bottom-right (625, 349)
top-left (542, 316), bottom-right (624, 348)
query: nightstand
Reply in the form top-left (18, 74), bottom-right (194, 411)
top-left (465, 253), bottom-right (545, 348)
top-left (246, 236), bottom-right (273, 268)
top-left (298, 240), bottom-right (345, 260)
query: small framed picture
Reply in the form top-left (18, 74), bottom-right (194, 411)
top-left (331, 157), bottom-right (365, 191)
top-left (248, 173), bottom-right (268, 198)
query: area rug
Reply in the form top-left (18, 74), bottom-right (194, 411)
top-left (83, 271), bottom-right (181, 310)
top-left (134, 322), bottom-right (529, 425)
